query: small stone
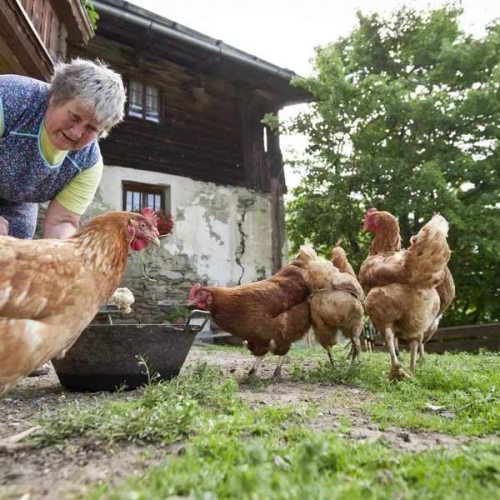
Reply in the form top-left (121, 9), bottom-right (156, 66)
top-left (399, 432), bottom-right (411, 442)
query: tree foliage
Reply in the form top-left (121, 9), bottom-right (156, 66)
top-left (81, 0), bottom-right (99, 31)
top-left (286, 5), bottom-right (500, 326)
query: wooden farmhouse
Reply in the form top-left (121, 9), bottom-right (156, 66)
top-left (73, 0), bottom-right (310, 322)
top-left (0, 0), bottom-right (93, 78)
top-left (2, 0), bottom-right (310, 323)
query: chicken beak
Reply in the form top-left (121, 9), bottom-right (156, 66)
top-left (185, 298), bottom-right (196, 307)
top-left (148, 234), bottom-right (161, 247)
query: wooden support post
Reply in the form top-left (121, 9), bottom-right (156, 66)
top-left (270, 175), bottom-right (282, 274)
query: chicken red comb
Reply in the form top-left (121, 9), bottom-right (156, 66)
top-left (141, 207), bottom-right (158, 227)
top-left (363, 207), bottom-right (378, 230)
top-left (189, 283), bottom-right (203, 300)
top-left (363, 207), bottom-right (377, 222)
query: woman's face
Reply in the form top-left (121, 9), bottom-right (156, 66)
top-left (44, 98), bottom-right (103, 151)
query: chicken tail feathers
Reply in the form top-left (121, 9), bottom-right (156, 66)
top-left (404, 214), bottom-right (451, 288)
top-left (331, 244), bottom-right (356, 278)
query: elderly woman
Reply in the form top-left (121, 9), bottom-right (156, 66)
top-left (0, 58), bottom-right (126, 239)
top-left (0, 58), bottom-right (126, 375)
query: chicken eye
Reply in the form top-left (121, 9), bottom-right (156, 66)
top-left (140, 222), bottom-right (146, 229)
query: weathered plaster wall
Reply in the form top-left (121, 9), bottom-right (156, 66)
top-left (80, 165), bottom-right (286, 323)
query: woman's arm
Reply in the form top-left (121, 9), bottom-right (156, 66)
top-left (43, 199), bottom-right (80, 239)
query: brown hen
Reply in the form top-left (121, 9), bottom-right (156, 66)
top-left (297, 245), bottom-right (365, 366)
top-left (187, 262), bottom-right (311, 378)
top-left (359, 209), bottom-right (452, 380)
top-left (0, 210), bottom-right (160, 392)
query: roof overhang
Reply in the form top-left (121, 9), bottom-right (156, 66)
top-left (93, 0), bottom-right (311, 106)
top-left (51, 0), bottom-right (95, 45)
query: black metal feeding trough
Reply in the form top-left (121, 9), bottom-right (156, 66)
top-left (52, 310), bottom-right (210, 392)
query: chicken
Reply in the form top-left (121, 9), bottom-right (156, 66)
top-left (0, 209), bottom-right (160, 392)
top-left (359, 208), bottom-right (451, 380)
top-left (296, 245), bottom-right (365, 366)
top-left (108, 287), bottom-right (135, 314)
top-left (186, 262), bottom-right (311, 378)
top-left (393, 266), bottom-right (455, 360)
top-left (420, 266), bottom-right (455, 354)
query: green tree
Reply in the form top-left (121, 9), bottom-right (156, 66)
top-left (285, 5), bottom-right (500, 326)
top-left (81, 0), bottom-right (99, 31)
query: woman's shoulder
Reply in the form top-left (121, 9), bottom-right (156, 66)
top-left (0, 75), bottom-right (49, 126)
top-left (0, 75), bottom-right (49, 98)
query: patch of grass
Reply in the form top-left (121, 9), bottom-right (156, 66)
top-left (35, 364), bottom-right (240, 446)
top-left (35, 363), bottom-right (311, 447)
top-left (26, 346), bottom-right (500, 499)
top-left (87, 426), bottom-right (500, 499)
top-left (291, 348), bottom-right (500, 436)
top-left (239, 374), bottom-right (273, 390)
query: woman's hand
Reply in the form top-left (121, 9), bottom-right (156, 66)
top-left (0, 216), bottom-right (9, 236)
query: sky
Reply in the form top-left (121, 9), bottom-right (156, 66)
top-left (128, 0), bottom-right (500, 188)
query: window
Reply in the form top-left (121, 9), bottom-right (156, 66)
top-left (123, 182), bottom-right (166, 212)
top-left (127, 79), bottom-right (160, 123)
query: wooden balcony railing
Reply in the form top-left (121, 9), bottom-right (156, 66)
top-left (19, 0), bottom-right (68, 62)
top-left (0, 0), bottom-right (93, 80)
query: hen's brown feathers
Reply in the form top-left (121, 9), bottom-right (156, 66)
top-left (330, 243), bottom-right (356, 278)
top-left (305, 257), bottom-right (364, 302)
top-left (422, 266), bottom-right (456, 344)
top-left (297, 245), bottom-right (364, 357)
top-left (436, 267), bottom-right (456, 317)
top-left (193, 262), bottom-right (311, 356)
top-left (358, 253), bottom-right (408, 294)
top-left (360, 210), bottom-right (452, 344)
top-left (0, 210), bottom-right (158, 391)
top-left (366, 211), bottom-right (402, 256)
top-left (0, 239), bottom-right (90, 320)
top-left (404, 215), bottom-right (451, 288)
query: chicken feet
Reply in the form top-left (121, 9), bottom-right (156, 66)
top-left (385, 328), bottom-right (411, 380)
top-left (326, 346), bottom-right (336, 368)
top-left (248, 355), bottom-right (265, 377)
top-left (347, 338), bottom-right (361, 365)
top-left (409, 340), bottom-right (419, 374)
top-left (248, 354), bottom-right (287, 379)
top-left (272, 356), bottom-right (286, 379)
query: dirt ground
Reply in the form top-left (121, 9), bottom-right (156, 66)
top-left (0, 346), bottom-right (492, 499)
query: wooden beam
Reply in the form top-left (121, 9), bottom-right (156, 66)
top-left (0, 32), bottom-right (26, 75)
top-left (0, 0), bottom-right (54, 80)
top-left (434, 323), bottom-right (500, 339)
top-left (241, 97), bottom-right (266, 191)
top-left (50, 0), bottom-right (93, 44)
top-left (194, 52), bottom-right (223, 73)
top-left (270, 176), bottom-right (282, 274)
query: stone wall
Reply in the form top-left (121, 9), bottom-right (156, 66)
top-left (34, 165), bottom-right (287, 324)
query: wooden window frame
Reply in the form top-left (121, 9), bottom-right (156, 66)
top-left (122, 181), bottom-right (166, 213)
top-left (126, 78), bottom-right (161, 123)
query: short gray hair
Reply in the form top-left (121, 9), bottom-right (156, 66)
top-left (50, 58), bottom-right (126, 137)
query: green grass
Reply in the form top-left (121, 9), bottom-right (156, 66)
top-left (86, 426), bottom-right (500, 500)
top-left (290, 348), bottom-right (500, 436)
top-left (35, 364), bottom-right (237, 446)
top-left (35, 363), bottom-right (312, 447)
top-left (27, 346), bottom-right (500, 498)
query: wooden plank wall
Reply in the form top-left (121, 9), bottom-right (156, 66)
top-left (19, 0), bottom-right (67, 61)
top-left (71, 33), bottom-right (282, 193)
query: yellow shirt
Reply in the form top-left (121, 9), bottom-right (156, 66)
top-left (39, 126), bottom-right (103, 214)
